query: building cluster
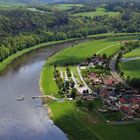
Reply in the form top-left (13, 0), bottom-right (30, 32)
top-left (99, 85), bottom-right (140, 119)
top-left (80, 54), bottom-right (140, 119)
top-left (80, 54), bottom-right (108, 68)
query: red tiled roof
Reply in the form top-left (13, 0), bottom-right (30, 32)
top-left (121, 106), bottom-right (132, 113)
top-left (104, 76), bottom-right (116, 85)
top-left (120, 97), bottom-right (131, 104)
top-left (89, 73), bottom-right (97, 79)
top-left (131, 98), bottom-right (140, 104)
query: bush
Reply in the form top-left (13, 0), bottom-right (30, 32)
top-left (87, 102), bottom-right (94, 111)
top-left (76, 100), bottom-right (82, 107)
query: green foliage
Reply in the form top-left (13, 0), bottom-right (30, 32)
top-left (0, 3), bottom-right (140, 63)
top-left (128, 78), bottom-right (140, 89)
top-left (76, 100), bottom-right (82, 107)
top-left (71, 88), bottom-right (77, 99)
top-left (87, 102), bottom-right (94, 111)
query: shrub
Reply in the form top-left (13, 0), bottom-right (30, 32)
top-left (76, 100), bottom-right (82, 107)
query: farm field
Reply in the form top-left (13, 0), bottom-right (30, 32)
top-left (121, 59), bottom-right (140, 79)
top-left (74, 7), bottom-right (119, 17)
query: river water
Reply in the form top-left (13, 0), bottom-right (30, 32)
top-left (0, 41), bottom-right (80, 140)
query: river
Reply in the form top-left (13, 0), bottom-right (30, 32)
top-left (0, 41), bottom-right (81, 140)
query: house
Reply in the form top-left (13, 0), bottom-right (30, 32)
top-left (121, 41), bottom-right (129, 45)
top-left (120, 106), bottom-right (134, 115)
top-left (89, 73), bottom-right (102, 84)
top-left (119, 97), bottom-right (131, 107)
top-left (99, 88), bottom-right (109, 97)
top-left (103, 76), bottom-right (117, 85)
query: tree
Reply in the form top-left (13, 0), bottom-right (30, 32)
top-left (76, 100), bottom-right (82, 107)
top-left (102, 54), bottom-right (107, 59)
top-left (120, 71), bottom-right (124, 77)
top-left (129, 78), bottom-right (140, 89)
top-left (71, 81), bottom-right (75, 88)
top-left (87, 102), bottom-right (94, 111)
top-left (65, 81), bottom-right (70, 90)
top-left (71, 88), bottom-right (77, 100)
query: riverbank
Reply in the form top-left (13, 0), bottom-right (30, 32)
top-left (0, 32), bottom-right (140, 72)
top-left (0, 39), bottom-right (75, 72)
top-left (40, 34), bottom-right (140, 140)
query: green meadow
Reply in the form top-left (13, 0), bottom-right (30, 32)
top-left (121, 59), bottom-right (140, 79)
top-left (49, 100), bottom-right (140, 140)
top-left (124, 47), bottom-right (140, 58)
top-left (0, 2), bottom-right (26, 8)
top-left (74, 7), bottom-right (119, 17)
top-left (51, 4), bottom-right (84, 11)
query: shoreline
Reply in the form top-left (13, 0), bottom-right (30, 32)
top-left (0, 32), bottom-right (140, 73)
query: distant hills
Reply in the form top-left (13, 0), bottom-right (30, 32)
top-left (0, 0), bottom-right (139, 4)
top-left (0, 0), bottom-right (65, 3)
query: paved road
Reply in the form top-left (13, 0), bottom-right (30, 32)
top-left (77, 66), bottom-right (92, 93)
top-left (109, 54), bottom-right (124, 83)
top-left (121, 56), bottom-right (140, 62)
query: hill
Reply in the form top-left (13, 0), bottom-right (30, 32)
top-left (0, 0), bottom-right (140, 4)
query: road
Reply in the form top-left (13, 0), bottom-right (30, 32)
top-left (121, 56), bottom-right (140, 62)
top-left (76, 43), bottom-right (121, 94)
top-left (77, 66), bottom-right (92, 93)
top-left (109, 54), bottom-right (124, 83)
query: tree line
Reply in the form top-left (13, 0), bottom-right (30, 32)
top-left (0, 3), bottom-right (140, 62)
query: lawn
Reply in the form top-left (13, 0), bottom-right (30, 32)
top-left (123, 47), bottom-right (140, 58)
top-left (41, 35), bottom-right (140, 97)
top-left (49, 101), bottom-right (101, 140)
top-left (49, 100), bottom-right (140, 140)
top-left (74, 7), bottom-right (119, 17)
top-left (121, 59), bottom-right (140, 79)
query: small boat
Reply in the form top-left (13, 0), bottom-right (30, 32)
top-left (17, 95), bottom-right (25, 101)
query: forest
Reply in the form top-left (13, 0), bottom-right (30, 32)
top-left (0, 1), bottom-right (140, 61)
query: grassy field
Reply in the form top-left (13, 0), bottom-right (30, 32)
top-left (27, 7), bottom-right (47, 13)
top-left (124, 47), bottom-right (140, 58)
top-left (51, 4), bottom-right (84, 11)
top-left (41, 35), bottom-right (139, 97)
top-left (74, 7), bottom-right (119, 17)
top-left (121, 59), bottom-right (140, 79)
top-left (49, 100), bottom-right (140, 140)
top-left (0, 2), bottom-right (26, 8)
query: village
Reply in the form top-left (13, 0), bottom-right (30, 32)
top-left (54, 52), bottom-right (140, 121)
top-left (80, 53), bottom-right (140, 120)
